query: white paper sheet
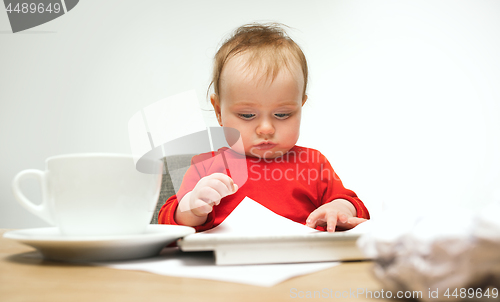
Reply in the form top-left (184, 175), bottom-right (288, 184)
top-left (198, 196), bottom-right (320, 236)
top-left (94, 197), bottom-right (340, 286)
top-left (94, 247), bottom-right (338, 287)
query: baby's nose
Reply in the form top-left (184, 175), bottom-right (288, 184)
top-left (256, 120), bottom-right (275, 136)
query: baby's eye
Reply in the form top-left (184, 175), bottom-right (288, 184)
top-left (274, 113), bottom-right (291, 119)
top-left (238, 113), bottom-right (255, 120)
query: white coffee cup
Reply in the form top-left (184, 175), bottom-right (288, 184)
top-left (12, 153), bottom-right (163, 236)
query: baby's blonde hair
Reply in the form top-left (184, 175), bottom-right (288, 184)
top-left (209, 22), bottom-right (308, 99)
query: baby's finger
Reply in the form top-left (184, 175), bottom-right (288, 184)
top-left (336, 217), bottom-right (368, 230)
top-left (198, 186), bottom-right (222, 204)
top-left (209, 173), bottom-right (237, 194)
top-left (206, 178), bottom-right (234, 199)
top-left (326, 211), bottom-right (339, 233)
top-left (190, 198), bottom-right (214, 216)
top-left (346, 217), bottom-right (368, 227)
top-left (306, 209), bottom-right (325, 229)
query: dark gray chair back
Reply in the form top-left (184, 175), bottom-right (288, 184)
top-left (150, 154), bottom-right (196, 224)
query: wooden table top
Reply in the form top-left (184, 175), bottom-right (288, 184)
top-left (0, 229), bottom-right (387, 302)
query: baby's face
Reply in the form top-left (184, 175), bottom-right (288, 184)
top-left (211, 54), bottom-right (307, 158)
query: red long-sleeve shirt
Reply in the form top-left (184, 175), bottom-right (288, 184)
top-left (158, 145), bottom-right (369, 232)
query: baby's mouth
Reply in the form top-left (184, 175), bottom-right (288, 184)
top-left (253, 142), bottom-right (277, 150)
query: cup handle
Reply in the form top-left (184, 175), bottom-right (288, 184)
top-left (12, 169), bottom-right (55, 225)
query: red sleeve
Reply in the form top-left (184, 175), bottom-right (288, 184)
top-left (318, 152), bottom-right (370, 219)
top-left (158, 194), bottom-right (216, 232)
top-left (157, 153), bottom-right (218, 231)
top-left (158, 195), bottom-right (180, 225)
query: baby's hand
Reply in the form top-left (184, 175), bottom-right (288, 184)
top-left (181, 173), bottom-right (238, 217)
top-left (305, 199), bottom-right (367, 232)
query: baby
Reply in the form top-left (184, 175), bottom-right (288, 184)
top-left (159, 23), bottom-right (369, 232)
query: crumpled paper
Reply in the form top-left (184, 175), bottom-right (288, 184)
top-left (357, 201), bottom-right (500, 301)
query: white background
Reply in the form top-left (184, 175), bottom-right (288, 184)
top-left (1, 0), bottom-right (499, 228)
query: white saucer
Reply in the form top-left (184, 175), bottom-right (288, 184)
top-left (3, 225), bottom-right (195, 262)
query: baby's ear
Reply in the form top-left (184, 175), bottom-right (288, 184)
top-left (210, 93), bottom-right (220, 109)
top-left (302, 94), bottom-right (308, 106)
top-left (210, 94), bottom-right (223, 125)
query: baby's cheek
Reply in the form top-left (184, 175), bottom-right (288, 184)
top-left (285, 120), bottom-right (301, 143)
